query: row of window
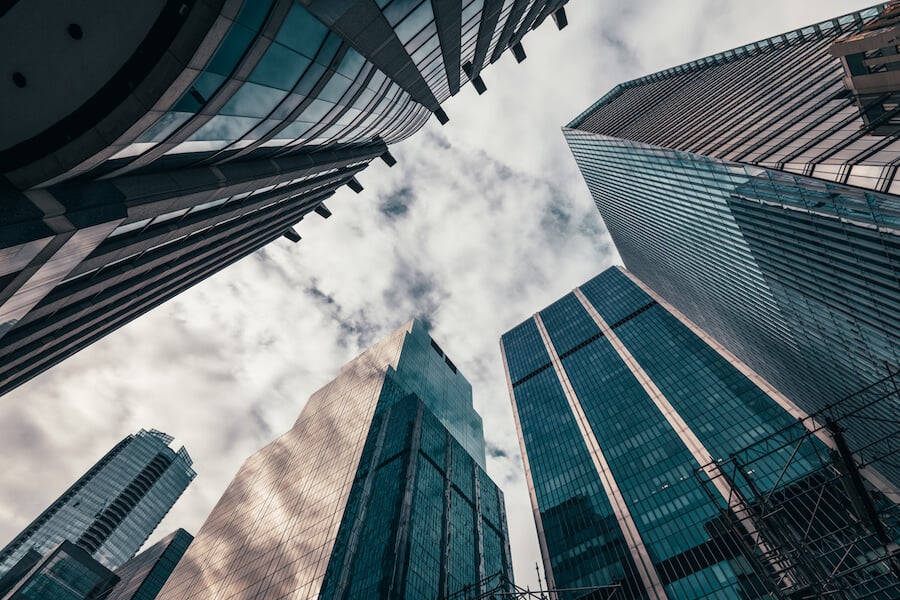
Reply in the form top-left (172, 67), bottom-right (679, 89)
top-left (102, 0), bottom-right (550, 181)
top-left (574, 5), bottom-right (900, 195)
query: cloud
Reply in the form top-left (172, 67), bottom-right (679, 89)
top-left (0, 0), bottom-right (878, 592)
top-left (378, 186), bottom-right (413, 218)
top-left (487, 444), bottom-right (509, 460)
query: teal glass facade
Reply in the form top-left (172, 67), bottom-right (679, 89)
top-left (106, 529), bottom-right (193, 600)
top-left (565, 4), bottom-right (900, 489)
top-left (0, 430), bottom-right (195, 577)
top-left (2, 541), bottom-right (119, 600)
top-left (501, 267), bottom-right (846, 599)
top-left (158, 320), bottom-right (511, 599)
top-left (504, 318), bottom-right (648, 598)
top-left (320, 393), bottom-right (510, 598)
top-left (105, 1), bottom-right (431, 171)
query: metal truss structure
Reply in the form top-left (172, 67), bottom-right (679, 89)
top-left (445, 571), bottom-right (624, 600)
top-left (450, 371), bottom-right (900, 600)
top-left (697, 370), bottom-right (900, 599)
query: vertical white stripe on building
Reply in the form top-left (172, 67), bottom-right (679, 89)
top-left (533, 313), bottom-right (668, 600)
top-left (499, 339), bottom-right (559, 597)
top-left (616, 266), bottom-right (900, 502)
top-left (573, 287), bottom-right (797, 588)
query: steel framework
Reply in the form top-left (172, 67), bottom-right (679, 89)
top-left (696, 369), bottom-right (900, 599)
top-left (444, 570), bottom-right (624, 600)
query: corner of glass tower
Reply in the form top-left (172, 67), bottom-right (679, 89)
top-left (501, 265), bottom-right (900, 599)
top-left (157, 319), bottom-right (512, 599)
top-left (563, 4), bottom-right (900, 496)
top-left (393, 318), bottom-right (486, 467)
top-left (0, 428), bottom-right (195, 579)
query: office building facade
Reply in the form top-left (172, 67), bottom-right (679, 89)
top-left (0, 0), bottom-right (570, 397)
top-left (564, 4), bottom-right (900, 483)
top-left (157, 320), bottom-right (513, 599)
top-left (501, 267), bottom-right (900, 599)
top-left (0, 429), bottom-right (195, 577)
top-left (0, 541), bottom-right (119, 600)
top-left (106, 529), bottom-right (193, 600)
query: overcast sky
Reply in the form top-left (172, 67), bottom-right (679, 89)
top-left (0, 0), bottom-right (877, 592)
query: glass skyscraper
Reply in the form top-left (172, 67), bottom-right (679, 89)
top-left (0, 429), bottom-right (195, 577)
top-left (501, 266), bottom-right (900, 599)
top-left (106, 529), bottom-right (193, 600)
top-left (0, 541), bottom-right (120, 600)
top-left (157, 320), bottom-right (513, 599)
top-left (0, 0), bottom-right (570, 397)
top-left (564, 4), bottom-right (900, 487)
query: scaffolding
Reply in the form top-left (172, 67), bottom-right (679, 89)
top-left (696, 370), bottom-right (900, 599)
top-left (444, 570), bottom-right (624, 600)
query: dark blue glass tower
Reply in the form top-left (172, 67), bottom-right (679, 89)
top-left (158, 320), bottom-right (512, 599)
top-left (501, 267), bottom-right (899, 599)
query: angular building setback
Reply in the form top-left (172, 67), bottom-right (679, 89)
top-left (501, 267), bottom-right (900, 600)
top-left (0, 541), bottom-right (120, 600)
top-left (0, 429), bottom-right (195, 578)
top-left (0, 0), bottom-right (570, 397)
top-left (106, 529), bottom-right (193, 600)
top-left (564, 5), bottom-right (900, 486)
top-left (157, 320), bottom-right (513, 599)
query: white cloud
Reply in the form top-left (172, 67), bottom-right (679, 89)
top-left (0, 0), bottom-right (878, 592)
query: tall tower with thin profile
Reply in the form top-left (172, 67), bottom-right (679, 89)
top-left (0, 0), bottom-right (571, 397)
top-left (501, 267), bottom-right (900, 600)
top-left (105, 529), bottom-right (194, 600)
top-left (564, 4), bottom-right (900, 486)
top-left (157, 320), bottom-right (513, 599)
top-left (0, 429), bottom-right (195, 576)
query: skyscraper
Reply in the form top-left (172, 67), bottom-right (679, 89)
top-left (501, 266), bottom-right (900, 599)
top-left (0, 541), bottom-right (120, 600)
top-left (0, 429), bottom-right (195, 577)
top-left (106, 529), bottom-right (193, 600)
top-left (564, 4), bottom-right (900, 484)
top-left (157, 320), bottom-right (513, 599)
top-left (0, 0), bottom-right (570, 397)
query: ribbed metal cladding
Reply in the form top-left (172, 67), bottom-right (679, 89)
top-left (0, 0), bottom-right (572, 398)
top-left (569, 5), bottom-right (900, 194)
top-left (0, 163), bottom-right (367, 397)
top-left (432, 0), bottom-right (462, 94)
top-left (303, 0), bottom-right (442, 111)
top-left (490, 0), bottom-right (530, 63)
top-left (470, 0), bottom-right (504, 77)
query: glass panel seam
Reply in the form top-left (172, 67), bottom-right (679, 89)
top-left (532, 313), bottom-right (668, 600)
